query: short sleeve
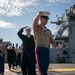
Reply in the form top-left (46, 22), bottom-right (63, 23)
top-left (33, 24), bottom-right (40, 32)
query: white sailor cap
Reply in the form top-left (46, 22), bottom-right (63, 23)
top-left (7, 46), bottom-right (13, 49)
top-left (41, 11), bottom-right (50, 19)
top-left (0, 38), bottom-right (3, 41)
top-left (25, 26), bottom-right (31, 30)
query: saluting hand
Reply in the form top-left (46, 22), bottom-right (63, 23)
top-left (39, 11), bottom-right (43, 16)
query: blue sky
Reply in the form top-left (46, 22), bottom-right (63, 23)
top-left (0, 0), bottom-right (75, 46)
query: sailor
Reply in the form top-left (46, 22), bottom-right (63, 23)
top-left (0, 38), bottom-right (7, 75)
top-left (17, 26), bottom-right (36, 75)
top-left (7, 45), bottom-right (15, 70)
top-left (33, 11), bottom-right (60, 75)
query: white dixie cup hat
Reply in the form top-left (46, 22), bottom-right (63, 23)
top-left (25, 26), bottom-right (31, 30)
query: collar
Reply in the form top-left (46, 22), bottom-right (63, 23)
top-left (40, 26), bottom-right (47, 30)
top-left (26, 35), bottom-right (31, 38)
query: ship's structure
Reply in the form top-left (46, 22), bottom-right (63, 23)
top-left (50, 4), bottom-right (75, 63)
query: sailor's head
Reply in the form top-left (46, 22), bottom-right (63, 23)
top-left (0, 38), bottom-right (3, 44)
top-left (25, 26), bottom-right (31, 35)
top-left (40, 11), bottom-right (50, 25)
top-left (7, 46), bottom-right (13, 50)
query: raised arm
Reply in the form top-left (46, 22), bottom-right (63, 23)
top-left (33, 11), bottom-right (43, 27)
top-left (17, 27), bottom-right (24, 40)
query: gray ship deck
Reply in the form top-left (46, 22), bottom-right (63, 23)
top-left (4, 63), bottom-right (75, 75)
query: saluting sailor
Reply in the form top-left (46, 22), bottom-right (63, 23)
top-left (17, 26), bottom-right (36, 75)
top-left (33, 11), bottom-right (60, 75)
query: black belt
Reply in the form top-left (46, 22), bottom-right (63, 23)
top-left (37, 44), bottom-right (49, 48)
